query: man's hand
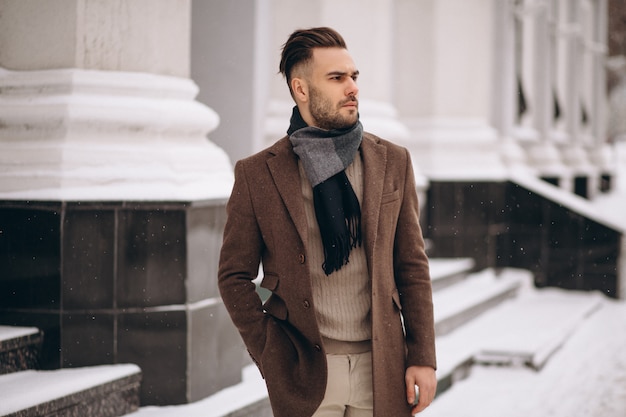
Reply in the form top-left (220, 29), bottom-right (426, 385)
top-left (405, 365), bottom-right (437, 415)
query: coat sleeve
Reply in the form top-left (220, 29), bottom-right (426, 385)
top-left (218, 160), bottom-right (269, 372)
top-left (393, 149), bottom-right (437, 370)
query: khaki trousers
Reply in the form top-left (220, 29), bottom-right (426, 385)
top-left (312, 351), bottom-right (374, 417)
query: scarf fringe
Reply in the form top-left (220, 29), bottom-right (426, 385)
top-left (314, 172), bottom-right (363, 276)
top-left (321, 216), bottom-right (361, 276)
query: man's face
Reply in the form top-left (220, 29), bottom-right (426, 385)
top-left (305, 47), bottom-right (360, 130)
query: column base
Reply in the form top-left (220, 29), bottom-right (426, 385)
top-left (0, 67), bottom-right (233, 201)
top-left (402, 117), bottom-right (508, 181)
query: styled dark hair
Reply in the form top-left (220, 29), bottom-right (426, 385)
top-left (279, 27), bottom-right (347, 94)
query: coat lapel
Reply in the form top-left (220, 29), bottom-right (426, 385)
top-left (360, 134), bottom-right (387, 268)
top-left (266, 134), bottom-right (388, 260)
top-left (266, 137), bottom-right (309, 246)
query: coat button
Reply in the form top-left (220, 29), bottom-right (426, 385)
top-left (303, 299), bottom-right (311, 308)
top-left (314, 344), bottom-right (322, 352)
top-left (298, 253), bottom-right (306, 264)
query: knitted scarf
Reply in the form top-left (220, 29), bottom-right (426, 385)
top-left (288, 106), bottom-right (363, 275)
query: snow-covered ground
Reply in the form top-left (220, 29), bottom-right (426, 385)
top-left (127, 364), bottom-right (268, 417)
top-left (0, 364), bottom-right (141, 416)
top-left (422, 296), bottom-right (626, 417)
top-left (124, 282), bottom-right (626, 417)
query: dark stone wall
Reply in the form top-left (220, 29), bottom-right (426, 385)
top-left (425, 181), bottom-right (621, 298)
top-left (424, 181), bottom-right (508, 271)
top-left (504, 183), bottom-right (620, 297)
top-left (0, 199), bottom-right (243, 406)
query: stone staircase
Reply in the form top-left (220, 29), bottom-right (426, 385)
top-left (125, 257), bottom-right (568, 417)
top-left (431, 266), bottom-right (604, 394)
top-left (2, 258), bottom-right (604, 417)
top-left (0, 326), bottom-right (141, 417)
top-left (0, 326), bottom-right (42, 376)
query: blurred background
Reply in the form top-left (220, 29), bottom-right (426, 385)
top-left (1, 0), bottom-right (625, 415)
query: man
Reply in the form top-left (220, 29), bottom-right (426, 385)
top-left (218, 27), bottom-right (437, 417)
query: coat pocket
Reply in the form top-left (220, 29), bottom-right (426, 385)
top-left (261, 273), bottom-right (288, 321)
top-left (263, 294), bottom-right (288, 320)
top-left (260, 273), bottom-right (279, 291)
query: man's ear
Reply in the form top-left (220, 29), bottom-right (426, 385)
top-left (291, 77), bottom-right (308, 103)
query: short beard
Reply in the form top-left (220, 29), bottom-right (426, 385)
top-left (309, 86), bottom-right (358, 130)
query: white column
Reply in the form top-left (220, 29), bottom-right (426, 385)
top-left (394, 0), bottom-right (507, 181)
top-left (587, 0), bottom-right (614, 190)
top-left (554, 0), bottom-right (598, 195)
top-left (191, 0), bottom-right (271, 164)
top-left (518, 0), bottom-right (572, 189)
top-left (491, 0), bottom-right (532, 174)
top-left (0, 0), bottom-right (233, 201)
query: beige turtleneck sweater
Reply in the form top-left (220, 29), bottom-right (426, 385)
top-left (298, 151), bottom-right (372, 346)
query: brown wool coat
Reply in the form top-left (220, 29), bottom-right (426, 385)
top-left (218, 132), bottom-right (437, 417)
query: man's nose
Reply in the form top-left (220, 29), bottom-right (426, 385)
top-left (346, 78), bottom-right (359, 96)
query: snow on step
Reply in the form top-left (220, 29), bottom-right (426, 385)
top-left (0, 325), bottom-right (43, 375)
top-left (422, 294), bottom-right (623, 417)
top-left (126, 365), bottom-right (270, 417)
top-left (471, 287), bottom-right (604, 369)
top-left (434, 280), bottom-right (605, 390)
top-left (0, 364), bottom-right (141, 416)
top-left (433, 268), bottom-right (525, 336)
top-left (429, 258), bottom-right (475, 291)
top-left (0, 326), bottom-right (39, 342)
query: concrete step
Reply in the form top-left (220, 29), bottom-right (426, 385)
top-left (123, 262), bottom-right (511, 417)
top-left (0, 325), bottom-right (43, 375)
top-left (422, 294), bottom-right (623, 417)
top-left (121, 265), bottom-right (606, 416)
top-left (433, 268), bottom-right (525, 336)
top-left (433, 278), bottom-right (604, 396)
top-left (429, 257), bottom-right (476, 292)
top-left (0, 364), bottom-right (142, 417)
top-left (125, 365), bottom-right (271, 417)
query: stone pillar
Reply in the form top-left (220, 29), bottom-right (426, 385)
top-left (0, 0), bottom-right (237, 406)
top-left (393, 0), bottom-right (508, 181)
top-left (490, 0), bottom-right (532, 174)
top-left (520, 0), bottom-right (572, 190)
top-left (587, 0), bottom-right (614, 193)
top-left (555, 0), bottom-right (598, 198)
top-left (0, 0), bottom-right (232, 200)
top-left (191, 0), bottom-right (272, 164)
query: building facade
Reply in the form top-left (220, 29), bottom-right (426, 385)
top-left (0, 0), bottom-right (620, 407)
